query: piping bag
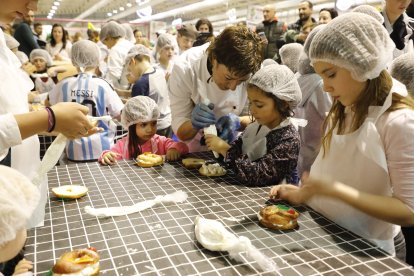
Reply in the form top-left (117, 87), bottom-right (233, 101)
top-left (31, 115), bottom-right (112, 187)
top-left (85, 190), bottom-right (188, 217)
top-left (195, 216), bottom-right (278, 273)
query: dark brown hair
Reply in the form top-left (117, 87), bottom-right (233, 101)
top-left (195, 18), bottom-right (213, 33)
top-left (128, 124), bottom-right (142, 159)
top-left (50, 23), bottom-right (67, 48)
top-left (208, 26), bottom-right (264, 77)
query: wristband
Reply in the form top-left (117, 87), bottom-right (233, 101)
top-left (45, 106), bottom-right (56, 132)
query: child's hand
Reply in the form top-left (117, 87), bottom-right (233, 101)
top-left (101, 152), bottom-right (120, 165)
top-left (166, 148), bottom-right (180, 161)
top-left (205, 134), bottom-right (230, 157)
top-left (13, 258), bottom-right (33, 275)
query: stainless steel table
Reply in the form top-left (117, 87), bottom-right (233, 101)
top-left (26, 152), bottom-right (414, 275)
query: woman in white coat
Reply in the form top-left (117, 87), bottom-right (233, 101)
top-left (168, 26), bottom-right (263, 152)
top-left (270, 13), bottom-right (414, 260)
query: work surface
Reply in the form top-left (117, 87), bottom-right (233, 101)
top-left (26, 152), bottom-right (414, 275)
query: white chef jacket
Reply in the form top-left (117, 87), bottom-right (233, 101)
top-left (0, 28), bottom-right (47, 228)
top-left (46, 41), bottom-right (72, 62)
top-left (383, 11), bottom-right (414, 59)
top-left (169, 43), bottom-right (248, 152)
top-left (105, 38), bottom-right (134, 90)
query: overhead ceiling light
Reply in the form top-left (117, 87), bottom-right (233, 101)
top-left (113, 9), bottom-right (118, 13)
top-left (126, 3), bottom-right (132, 7)
top-left (52, 6), bottom-right (58, 10)
top-left (136, 5), bottom-right (152, 18)
top-left (50, 10), bottom-right (56, 14)
top-left (119, 7), bottom-right (125, 11)
top-left (107, 12), bottom-right (112, 16)
top-left (336, 0), bottom-right (354, 11)
top-left (47, 15), bottom-right (52, 19)
top-left (54, 1), bottom-right (60, 5)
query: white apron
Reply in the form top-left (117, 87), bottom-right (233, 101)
top-left (0, 29), bottom-right (47, 228)
top-left (308, 81), bottom-right (407, 255)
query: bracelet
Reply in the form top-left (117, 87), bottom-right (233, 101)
top-left (45, 106), bottom-right (56, 132)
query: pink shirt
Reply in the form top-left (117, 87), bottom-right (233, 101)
top-left (98, 134), bottom-right (188, 162)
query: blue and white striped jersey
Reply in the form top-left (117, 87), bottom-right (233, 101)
top-left (48, 73), bottom-right (124, 161)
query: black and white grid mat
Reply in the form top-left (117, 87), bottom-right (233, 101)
top-left (26, 152), bottom-right (414, 275)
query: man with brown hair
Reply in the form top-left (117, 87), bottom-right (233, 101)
top-left (286, 1), bottom-right (316, 44)
top-left (176, 24), bottom-right (198, 54)
top-left (169, 26), bottom-right (264, 152)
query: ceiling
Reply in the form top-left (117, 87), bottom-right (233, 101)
top-left (35, 0), bottom-right (381, 31)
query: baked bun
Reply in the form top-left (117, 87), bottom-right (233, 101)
top-left (199, 163), bottom-right (226, 177)
top-left (182, 158), bottom-right (205, 169)
top-left (52, 185), bottom-right (88, 199)
top-left (136, 152), bottom-right (164, 167)
top-left (51, 248), bottom-right (99, 276)
top-left (258, 204), bottom-right (299, 230)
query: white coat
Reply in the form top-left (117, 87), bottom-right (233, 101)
top-left (105, 38), bottom-right (134, 90)
top-left (169, 43), bottom-right (248, 152)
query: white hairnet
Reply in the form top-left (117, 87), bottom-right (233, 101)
top-left (4, 33), bottom-right (19, 49)
top-left (262, 59), bottom-right (278, 67)
top-left (298, 25), bottom-right (325, 75)
top-left (352, 5), bottom-right (384, 24)
top-left (71, 40), bottom-right (101, 68)
top-left (156, 33), bottom-right (179, 55)
top-left (126, 44), bottom-right (153, 64)
top-left (0, 166), bottom-right (39, 246)
top-left (121, 96), bottom-right (160, 128)
top-left (390, 52), bottom-right (414, 92)
top-left (29, 49), bottom-right (53, 67)
top-left (249, 64), bottom-right (302, 108)
top-left (279, 43), bottom-right (304, 73)
top-left (309, 13), bottom-right (395, 82)
top-left (122, 23), bottom-right (135, 43)
top-left (100, 21), bottom-right (125, 41)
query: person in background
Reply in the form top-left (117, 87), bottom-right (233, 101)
top-left (294, 25), bottom-right (332, 176)
top-left (0, 166), bottom-right (40, 276)
top-left (71, 31), bottom-right (83, 43)
top-left (270, 13), bottom-right (414, 259)
top-left (46, 23), bottom-right (72, 62)
top-left (127, 45), bottom-right (172, 137)
top-left (279, 43), bottom-right (304, 74)
top-left (154, 33), bottom-right (179, 79)
top-left (255, 4), bottom-right (287, 62)
top-left (352, 4), bottom-right (384, 24)
top-left (318, 8), bottom-right (338, 24)
top-left (195, 18), bottom-right (213, 33)
top-left (206, 64), bottom-right (303, 186)
top-left (176, 24), bottom-right (198, 54)
top-left (134, 29), bottom-right (144, 45)
top-left (169, 26), bottom-right (264, 153)
top-left (287, 1), bottom-right (316, 44)
top-left (48, 40), bottom-right (124, 162)
top-left (382, 0), bottom-right (414, 58)
top-left (99, 96), bottom-right (188, 165)
top-left (13, 10), bottom-right (39, 57)
top-left (100, 21), bottom-right (134, 90)
top-left (33, 22), bottom-right (46, 49)
top-left (407, 0), bottom-right (414, 17)
top-left (389, 50), bottom-right (414, 266)
top-left (122, 23), bottom-right (135, 44)
top-left (29, 49), bottom-right (58, 99)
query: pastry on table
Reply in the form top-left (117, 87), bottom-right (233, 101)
top-left (136, 152), bottom-right (164, 167)
top-left (199, 163), bottom-right (226, 177)
top-left (258, 204), bottom-right (299, 230)
top-left (182, 158), bottom-right (206, 169)
top-left (52, 185), bottom-right (88, 199)
top-left (49, 247), bottom-right (99, 276)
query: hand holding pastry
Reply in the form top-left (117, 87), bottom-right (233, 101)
top-left (205, 134), bottom-right (230, 157)
top-left (166, 148), bottom-right (180, 161)
top-left (101, 151), bottom-right (120, 165)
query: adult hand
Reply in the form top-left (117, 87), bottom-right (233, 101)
top-left (191, 103), bottom-right (216, 130)
top-left (51, 102), bottom-right (102, 139)
top-left (216, 113), bottom-right (241, 143)
top-left (166, 148), bottom-right (180, 161)
top-left (101, 152), bottom-right (120, 165)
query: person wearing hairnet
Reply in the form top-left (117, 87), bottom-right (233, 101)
top-left (294, 24), bottom-right (332, 176)
top-left (0, 0), bottom-right (99, 238)
top-left (99, 96), bottom-right (188, 165)
top-left (270, 13), bottom-right (414, 260)
top-left (28, 49), bottom-right (57, 99)
top-left (154, 33), bottom-right (179, 80)
top-left (100, 21), bottom-right (134, 90)
top-left (390, 51), bottom-right (414, 97)
top-left (48, 40), bottom-right (124, 162)
top-left (352, 4), bottom-right (385, 24)
top-left (279, 43), bottom-right (304, 74)
top-left (0, 166), bottom-right (39, 275)
top-left (382, 0), bottom-right (414, 58)
top-left (169, 26), bottom-right (264, 153)
top-left (205, 64), bottom-right (305, 186)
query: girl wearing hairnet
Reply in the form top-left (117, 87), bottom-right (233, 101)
top-left (205, 64), bottom-right (305, 186)
top-left (270, 13), bottom-right (414, 260)
top-left (29, 49), bottom-right (57, 99)
top-left (99, 96), bottom-right (188, 165)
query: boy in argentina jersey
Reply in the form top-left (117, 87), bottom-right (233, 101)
top-left (48, 40), bottom-right (124, 162)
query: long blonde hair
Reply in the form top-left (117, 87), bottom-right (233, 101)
top-left (321, 70), bottom-right (414, 156)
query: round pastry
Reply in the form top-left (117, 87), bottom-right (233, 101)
top-left (258, 204), bottom-right (299, 230)
top-left (199, 163), bottom-right (226, 177)
top-left (52, 185), bottom-right (88, 199)
top-left (182, 158), bottom-right (205, 169)
top-left (136, 152), bottom-right (164, 167)
top-left (51, 248), bottom-right (100, 276)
